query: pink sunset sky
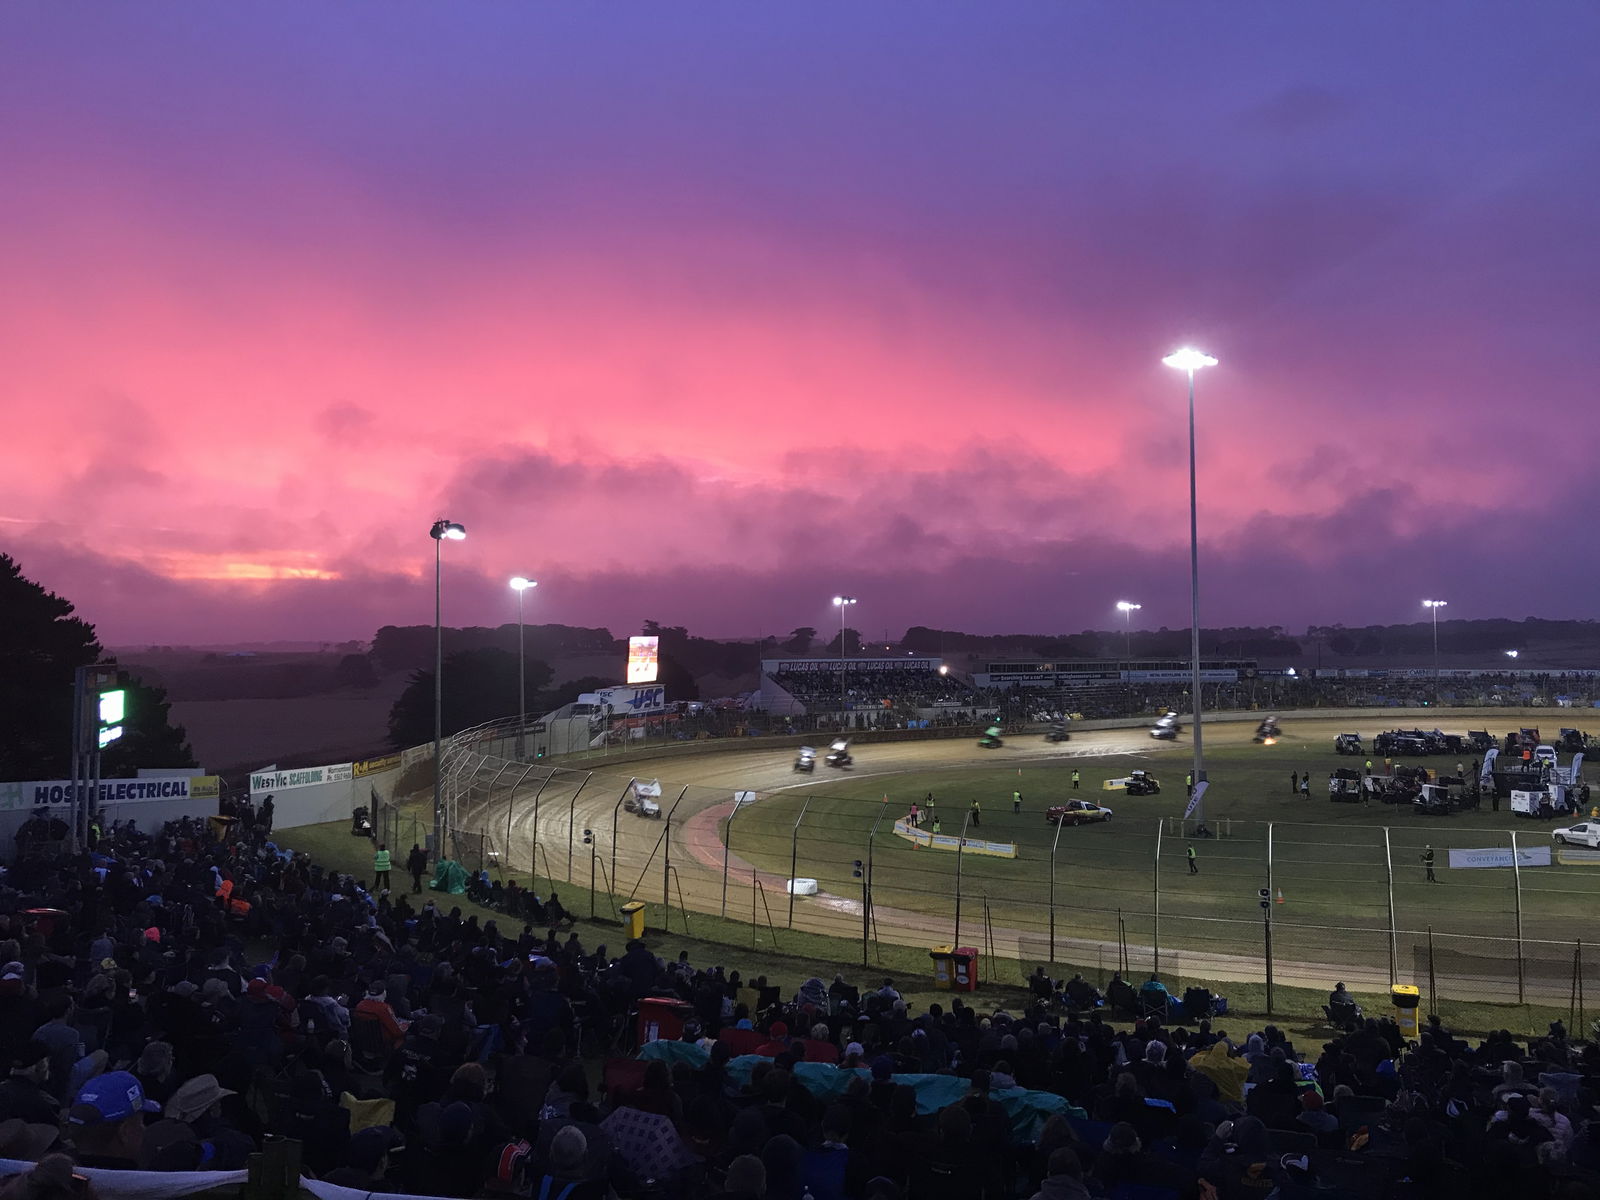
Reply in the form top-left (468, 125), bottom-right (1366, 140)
top-left (3, 3), bottom-right (1598, 645)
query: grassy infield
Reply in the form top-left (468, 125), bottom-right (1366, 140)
top-left (281, 716), bottom-right (1599, 1040)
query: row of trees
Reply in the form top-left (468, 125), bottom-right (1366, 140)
top-left (0, 556), bottom-right (195, 781)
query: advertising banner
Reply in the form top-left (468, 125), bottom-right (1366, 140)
top-left (249, 763), bottom-right (355, 794)
top-left (595, 685), bottom-right (666, 714)
top-left (892, 818), bottom-right (1017, 859)
top-left (354, 754), bottom-right (403, 778)
top-left (626, 636), bottom-right (660, 684)
top-left (1447, 846), bottom-right (1552, 869)
top-left (765, 659), bottom-right (940, 674)
top-left (0, 776), bottom-right (215, 809)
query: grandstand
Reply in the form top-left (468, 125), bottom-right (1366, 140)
top-left (755, 655), bottom-right (977, 719)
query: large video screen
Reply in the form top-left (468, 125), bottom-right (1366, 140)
top-left (627, 635), bottom-right (660, 684)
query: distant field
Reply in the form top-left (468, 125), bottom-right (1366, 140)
top-left (170, 683), bottom-right (406, 773)
top-left (721, 719), bottom-right (1597, 998)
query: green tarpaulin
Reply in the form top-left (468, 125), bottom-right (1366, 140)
top-left (637, 1040), bottom-right (1082, 1143)
top-left (429, 858), bottom-right (468, 895)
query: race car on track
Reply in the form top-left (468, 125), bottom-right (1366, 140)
top-left (1151, 712), bottom-right (1181, 740)
top-left (1047, 799), bottom-right (1113, 825)
top-left (825, 739), bottom-right (853, 769)
top-left (793, 746), bottom-right (816, 773)
top-left (978, 724), bottom-right (1004, 749)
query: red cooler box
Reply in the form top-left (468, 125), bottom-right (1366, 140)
top-left (636, 996), bottom-right (695, 1046)
top-left (951, 947), bottom-right (979, 992)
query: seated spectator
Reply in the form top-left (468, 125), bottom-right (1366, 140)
top-left (324, 1125), bottom-right (404, 1190)
top-left (1029, 1146), bottom-right (1090, 1200)
top-left (0, 1045), bottom-right (61, 1126)
top-left (65, 1070), bottom-right (159, 1170)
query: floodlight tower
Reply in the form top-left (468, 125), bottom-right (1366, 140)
top-left (1423, 599), bottom-right (1448, 704)
top-left (430, 519), bottom-right (466, 849)
top-left (1163, 347), bottom-right (1217, 822)
top-left (510, 577), bottom-right (537, 758)
top-left (1116, 600), bottom-right (1142, 659)
top-left (833, 596), bottom-right (857, 730)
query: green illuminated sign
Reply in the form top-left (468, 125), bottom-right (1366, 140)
top-left (98, 689), bottom-right (126, 725)
top-left (97, 689), bottom-right (127, 748)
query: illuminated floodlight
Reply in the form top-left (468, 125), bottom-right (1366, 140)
top-left (430, 520), bottom-right (466, 541)
top-left (1162, 348), bottom-right (1218, 372)
top-left (832, 595), bottom-right (856, 607)
top-left (1506, 649), bottom-right (1519, 658)
top-left (509, 576), bottom-right (537, 591)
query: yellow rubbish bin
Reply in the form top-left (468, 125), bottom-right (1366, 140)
top-left (621, 901), bottom-right (646, 940)
top-left (1391, 984), bottom-right (1420, 1038)
top-left (929, 944), bottom-right (955, 989)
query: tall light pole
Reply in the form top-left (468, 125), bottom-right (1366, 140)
top-left (833, 596), bottom-right (857, 730)
top-left (510, 577), bottom-right (537, 759)
top-left (1163, 348), bottom-right (1217, 822)
top-left (1116, 600), bottom-right (1141, 659)
top-left (430, 519), bottom-right (466, 852)
top-left (1423, 599), bottom-right (1448, 704)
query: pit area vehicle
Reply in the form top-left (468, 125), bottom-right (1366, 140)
top-left (1504, 728), bottom-right (1541, 755)
top-left (1559, 729), bottom-right (1592, 752)
top-left (825, 739), bottom-right (853, 769)
top-left (1414, 784), bottom-right (1456, 816)
top-left (1328, 768), bottom-right (1362, 802)
top-left (1334, 733), bottom-right (1363, 756)
top-left (793, 746), bottom-right (816, 773)
top-left (1374, 729), bottom-right (1437, 756)
top-left (1253, 716), bottom-right (1281, 744)
top-left (1150, 711), bottom-right (1181, 740)
top-left (1554, 821), bottom-right (1600, 848)
top-left (1044, 723), bottom-right (1071, 743)
top-left (1466, 731), bottom-right (1495, 753)
top-left (1370, 776), bottom-right (1421, 804)
top-left (978, 724), bottom-right (1005, 749)
top-left (1101, 770), bottom-right (1161, 795)
top-left (1046, 799), bottom-right (1113, 825)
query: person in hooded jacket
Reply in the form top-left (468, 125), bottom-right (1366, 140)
top-left (1028, 1147), bottom-right (1091, 1200)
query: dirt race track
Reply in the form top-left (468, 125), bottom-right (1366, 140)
top-left (475, 709), bottom-right (1592, 1003)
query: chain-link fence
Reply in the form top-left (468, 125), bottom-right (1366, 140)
top-left (439, 715), bottom-right (1599, 1028)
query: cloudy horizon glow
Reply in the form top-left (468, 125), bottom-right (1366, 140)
top-left (4, 3), bottom-right (1597, 645)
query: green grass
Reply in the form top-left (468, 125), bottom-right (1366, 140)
top-left (725, 733), bottom-right (1597, 1006)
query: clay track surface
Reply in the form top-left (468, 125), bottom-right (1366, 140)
top-left (478, 714), bottom-right (1570, 1001)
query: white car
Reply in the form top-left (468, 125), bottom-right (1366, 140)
top-left (1553, 822), bottom-right (1600, 848)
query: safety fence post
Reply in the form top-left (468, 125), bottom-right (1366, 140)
top-left (1510, 830), bottom-right (1526, 1005)
top-left (787, 794), bottom-right (816, 929)
top-left (1048, 809), bottom-right (1066, 965)
top-left (1383, 827), bottom-right (1397, 985)
top-left (1152, 821), bottom-right (1163, 977)
top-left (565, 773), bottom-right (593, 884)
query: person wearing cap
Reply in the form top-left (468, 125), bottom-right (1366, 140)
top-left (66, 1070), bottom-right (160, 1169)
top-left (0, 1043), bottom-right (62, 1125)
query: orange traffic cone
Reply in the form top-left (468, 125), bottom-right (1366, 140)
top-left (1275, 889), bottom-right (1285, 904)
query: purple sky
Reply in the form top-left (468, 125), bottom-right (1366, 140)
top-left (3, 3), bottom-right (1598, 645)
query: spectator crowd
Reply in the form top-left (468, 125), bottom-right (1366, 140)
top-left (1, 813), bottom-right (1599, 1199)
